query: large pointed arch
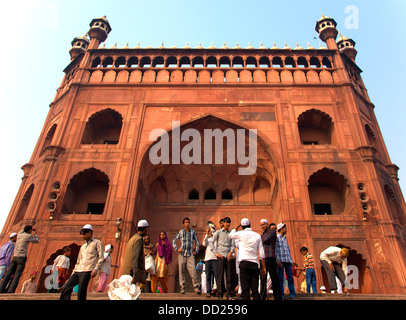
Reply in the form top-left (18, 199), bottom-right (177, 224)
top-left (127, 114), bottom-right (282, 294)
top-left (137, 113), bottom-right (282, 170)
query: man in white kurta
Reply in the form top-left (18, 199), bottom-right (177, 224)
top-left (229, 218), bottom-right (265, 300)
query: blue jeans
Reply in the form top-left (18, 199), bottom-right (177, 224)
top-left (277, 262), bottom-right (295, 299)
top-left (0, 265), bottom-right (7, 280)
top-left (305, 268), bottom-right (317, 293)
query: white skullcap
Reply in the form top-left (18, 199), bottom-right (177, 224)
top-left (137, 219), bottom-right (149, 227)
top-left (260, 219), bottom-right (268, 224)
top-left (82, 224), bottom-right (92, 230)
top-left (277, 223), bottom-right (285, 231)
top-left (241, 218), bottom-right (250, 227)
top-left (9, 232), bottom-right (17, 238)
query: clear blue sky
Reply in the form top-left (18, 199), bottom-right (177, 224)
top-left (0, 0), bottom-right (405, 231)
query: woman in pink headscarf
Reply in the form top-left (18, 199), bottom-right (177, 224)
top-left (151, 231), bottom-right (173, 293)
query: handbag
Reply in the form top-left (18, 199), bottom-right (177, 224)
top-left (145, 254), bottom-right (155, 275)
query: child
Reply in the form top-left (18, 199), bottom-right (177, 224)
top-left (21, 271), bottom-right (37, 293)
top-left (97, 244), bottom-right (119, 292)
top-left (143, 235), bottom-right (155, 293)
top-left (51, 246), bottom-right (71, 291)
top-left (299, 246), bottom-right (317, 293)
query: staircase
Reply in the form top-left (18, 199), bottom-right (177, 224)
top-left (0, 292), bottom-right (405, 300)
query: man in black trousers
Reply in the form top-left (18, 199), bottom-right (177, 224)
top-left (0, 225), bottom-right (39, 293)
top-left (259, 219), bottom-right (282, 300)
top-left (60, 224), bottom-right (103, 300)
top-left (229, 218), bottom-right (266, 300)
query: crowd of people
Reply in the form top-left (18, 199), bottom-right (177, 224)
top-left (0, 218), bottom-right (352, 300)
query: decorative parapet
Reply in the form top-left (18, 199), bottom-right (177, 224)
top-left (54, 46), bottom-right (341, 98)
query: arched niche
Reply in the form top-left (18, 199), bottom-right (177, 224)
top-left (81, 108), bottom-right (123, 145)
top-left (61, 168), bottom-right (110, 215)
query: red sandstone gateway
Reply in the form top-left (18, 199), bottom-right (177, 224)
top-left (1, 14), bottom-right (406, 294)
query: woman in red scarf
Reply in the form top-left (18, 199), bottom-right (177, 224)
top-left (151, 231), bottom-right (173, 293)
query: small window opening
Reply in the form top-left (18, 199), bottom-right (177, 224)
top-left (314, 203), bottom-right (332, 215)
top-left (86, 203), bottom-right (105, 215)
top-left (219, 57), bottom-right (231, 68)
top-left (204, 188), bottom-right (216, 200)
top-left (188, 189), bottom-right (199, 200)
top-left (139, 57), bottom-right (151, 68)
top-left (192, 57), bottom-right (204, 68)
top-left (259, 56), bottom-right (270, 68)
top-left (322, 57), bottom-right (332, 68)
top-left (309, 57), bottom-right (321, 68)
top-left (246, 56), bottom-right (257, 68)
top-left (127, 57), bottom-right (138, 68)
top-left (285, 57), bottom-right (296, 68)
top-left (206, 56), bottom-right (217, 68)
top-left (232, 56), bottom-right (244, 68)
top-left (221, 189), bottom-right (233, 200)
top-left (272, 57), bottom-right (283, 68)
top-left (166, 56), bottom-right (178, 68)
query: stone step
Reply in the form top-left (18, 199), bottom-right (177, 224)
top-left (0, 292), bottom-right (405, 300)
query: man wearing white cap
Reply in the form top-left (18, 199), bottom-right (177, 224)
top-left (122, 219), bottom-right (149, 287)
top-left (60, 224), bottom-right (103, 300)
top-left (0, 232), bottom-right (17, 280)
top-left (229, 218), bottom-right (265, 300)
top-left (275, 223), bottom-right (295, 299)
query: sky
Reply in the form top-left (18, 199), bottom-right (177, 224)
top-left (0, 0), bottom-right (405, 231)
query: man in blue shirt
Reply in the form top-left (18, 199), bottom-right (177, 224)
top-left (172, 217), bottom-right (201, 294)
top-left (275, 223), bottom-right (295, 299)
top-left (211, 216), bottom-right (236, 300)
top-left (0, 232), bottom-right (17, 280)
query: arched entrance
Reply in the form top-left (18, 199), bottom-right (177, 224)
top-left (135, 115), bottom-right (280, 292)
top-left (37, 243), bottom-right (81, 293)
top-left (320, 244), bottom-right (374, 294)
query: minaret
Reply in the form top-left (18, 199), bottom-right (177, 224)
top-left (87, 16), bottom-right (112, 49)
top-left (337, 32), bottom-right (358, 61)
top-left (68, 35), bottom-right (90, 60)
top-left (71, 16), bottom-right (112, 81)
top-left (315, 13), bottom-right (338, 50)
top-left (315, 13), bottom-right (351, 84)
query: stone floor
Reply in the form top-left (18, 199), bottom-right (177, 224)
top-left (0, 292), bottom-right (405, 300)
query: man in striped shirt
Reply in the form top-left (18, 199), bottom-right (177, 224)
top-left (300, 246), bottom-right (317, 293)
top-left (172, 217), bottom-right (201, 294)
